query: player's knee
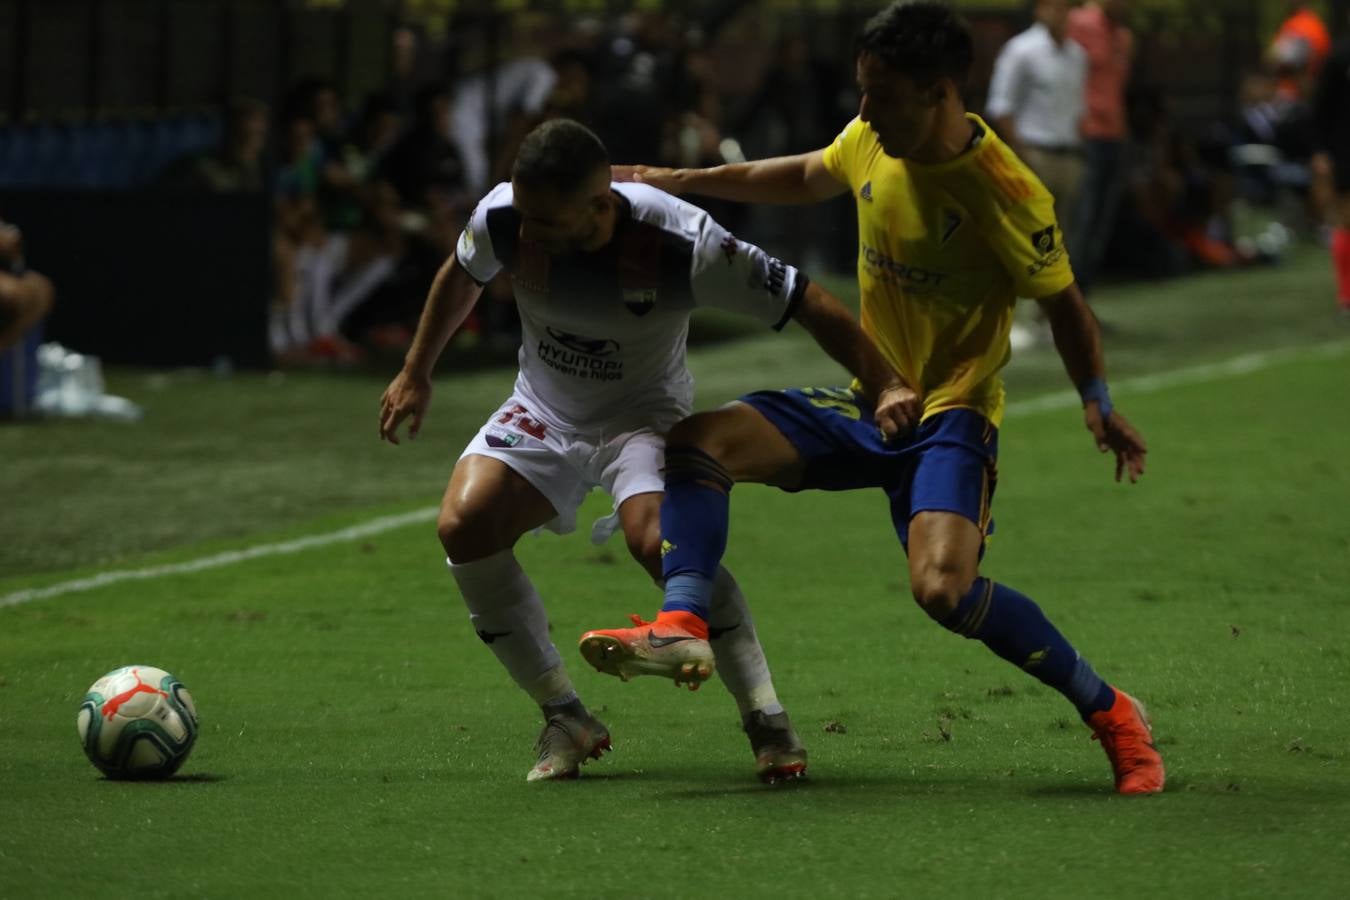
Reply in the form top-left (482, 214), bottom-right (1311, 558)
top-left (437, 505), bottom-right (508, 563)
top-left (624, 529), bottom-right (663, 580)
top-left (910, 568), bottom-right (973, 621)
top-left (667, 413), bottom-right (726, 459)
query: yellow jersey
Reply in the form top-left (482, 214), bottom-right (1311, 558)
top-left (821, 113), bottom-right (1074, 427)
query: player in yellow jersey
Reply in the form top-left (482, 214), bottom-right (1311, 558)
top-left (579, 1), bottom-right (1163, 793)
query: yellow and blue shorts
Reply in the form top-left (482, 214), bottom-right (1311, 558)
top-left (739, 387), bottom-right (998, 551)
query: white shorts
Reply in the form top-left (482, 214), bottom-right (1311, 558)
top-left (460, 393), bottom-right (676, 538)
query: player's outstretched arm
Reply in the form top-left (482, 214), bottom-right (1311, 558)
top-left (1036, 283), bottom-right (1147, 483)
top-left (793, 282), bottom-right (920, 439)
top-left (379, 254), bottom-right (483, 445)
top-left (612, 150), bottom-right (848, 205)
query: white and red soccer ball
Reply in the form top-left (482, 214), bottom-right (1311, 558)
top-left (76, 665), bottom-right (198, 779)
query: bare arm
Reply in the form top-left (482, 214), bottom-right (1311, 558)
top-left (1037, 281), bottom-right (1103, 388)
top-left (793, 281), bottom-right (920, 437)
top-left (0, 271), bottom-right (54, 354)
top-left (615, 149), bottom-right (849, 204)
top-left (1037, 282), bottom-right (1147, 482)
top-left (379, 253), bottom-right (484, 443)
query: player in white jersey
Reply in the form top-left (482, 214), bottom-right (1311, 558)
top-left (378, 119), bottom-right (915, 783)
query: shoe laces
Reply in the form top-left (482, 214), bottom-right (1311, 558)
top-left (536, 715), bottom-right (587, 757)
top-left (534, 718), bottom-right (566, 756)
top-left (627, 613), bottom-right (653, 627)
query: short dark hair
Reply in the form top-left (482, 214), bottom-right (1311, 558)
top-left (512, 118), bottom-right (609, 193)
top-left (856, 1), bottom-right (974, 90)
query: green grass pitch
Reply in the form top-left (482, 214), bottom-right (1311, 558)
top-left (2, 248), bottom-right (1349, 898)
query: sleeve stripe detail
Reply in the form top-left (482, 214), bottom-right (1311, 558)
top-left (977, 153), bottom-right (1034, 203)
top-left (772, 272), bottom-right (809, 332)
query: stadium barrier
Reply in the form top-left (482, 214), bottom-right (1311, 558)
top-left (0, 190), bottom-right (271, 369)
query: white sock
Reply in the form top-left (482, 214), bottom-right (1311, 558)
top-left (708, 566), bottom-right (783, 717)
top-left (448, 549), bottom-right (577, 709)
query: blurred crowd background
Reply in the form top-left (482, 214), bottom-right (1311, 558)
top-left (1, 0), bottom-right (1348, 393)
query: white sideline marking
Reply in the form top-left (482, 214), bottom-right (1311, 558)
top-left (2, 339), bottom-right (1346, 610)
top-left (0, 508), bottom-right (439, 609)
top-left (1006, 339), bottom-right (1349, 417)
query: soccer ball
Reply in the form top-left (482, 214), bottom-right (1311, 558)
top-left (76, 665), bottom-right (199, 779)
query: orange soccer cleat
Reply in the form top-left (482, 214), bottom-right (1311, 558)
top-left (1088, 689), bottom-right (1166, 795)
top-left (578, 611), bottom-right (715, 691)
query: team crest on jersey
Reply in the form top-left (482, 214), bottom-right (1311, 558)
top-left (622, 288), bottom-right (657, 316)
top-left (940, 209), bottom-right (963, 244)
top-left (1030, 225), bottom-right (1056, 255)
top-left (860, 181), bottom-right (873, 202)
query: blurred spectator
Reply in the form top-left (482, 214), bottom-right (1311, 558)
top-left (451, 57), bottom-right (559, 194)
top-left (1109, 86), bottom-right (1277, 280)
top-left (270, 96), bottom-right (403, 365)
top-left (378, 84), bottom-right (468, 217)
top-left (387, 25), bottom-right (426, 119)
top-left (1269, 1), bottom-right (1331, 103)
top-left (290, 77), bottom-right (379, 234)
top-left (590, 14), bottom-right (679, 166)
top-left (664, 39), bottom-right (724, 170)
top-left (543, 49), bottom-right (598, 123)
top-left (1312, 19), bottom-right (1350, 316)
top-left (1230, 70), bottom-right (1318, 216)
top-left (0, 218), bottom-right (53, 354)
top-left (986, 0), bottom-right (1087, 254)
top-left (157, 98), bottom-right (268, 192)
top-left (289, 77), bottom-right (347, 158)
top-left (275, 109), bottom-right (324, 240)
top-left (329, 83), bottom-right (475, 356)
top-left (737, 34), bottom-right (847, 158)
top-left (441, 51), bottom-right (547, 343)
top-left (1067, 0), bottom-right (1134, 294)
top-left (735, 34), bottom-right (850, 269)
top-left (319, 92), bottom-right (403, 235)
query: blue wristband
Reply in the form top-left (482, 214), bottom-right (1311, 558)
top-left (1077, 377), bottom-right (1113, 421)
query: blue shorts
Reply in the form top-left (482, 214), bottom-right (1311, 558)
top-left (739, 387), bottom-right (998, 550)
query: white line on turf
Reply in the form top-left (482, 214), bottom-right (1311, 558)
top-left (1006, 339), bottom-right (1350, 416)
top-left (0, 508), bottom-right (439, 609)
top-left (2, 339), bottom-right (1346, 610)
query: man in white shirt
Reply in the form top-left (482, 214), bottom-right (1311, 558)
top-left (986, 0), bottom-right (1088, 252)
top-left (378, 119), bottom-right (915, 783)
top-left (451, 57), bottom-right (559, 195)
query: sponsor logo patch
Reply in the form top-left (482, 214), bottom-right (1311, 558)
top-left (544, 327), bottom-right (620, 357)
top-left (1030, 225), bottom-right (1056, 255)
top-left (621, 288), bottom-right (657, 317)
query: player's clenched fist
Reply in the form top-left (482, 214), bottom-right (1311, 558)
top-left (875, 382), bottom-right (921, 442)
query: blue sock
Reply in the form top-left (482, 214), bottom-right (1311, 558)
top-left (942, 578), bottom-right (1116, 719)
top-left (658, 446), bottom-right (733, 619)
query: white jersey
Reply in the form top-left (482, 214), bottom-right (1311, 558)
top-left (455, 182), bottom-right (807, 430)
